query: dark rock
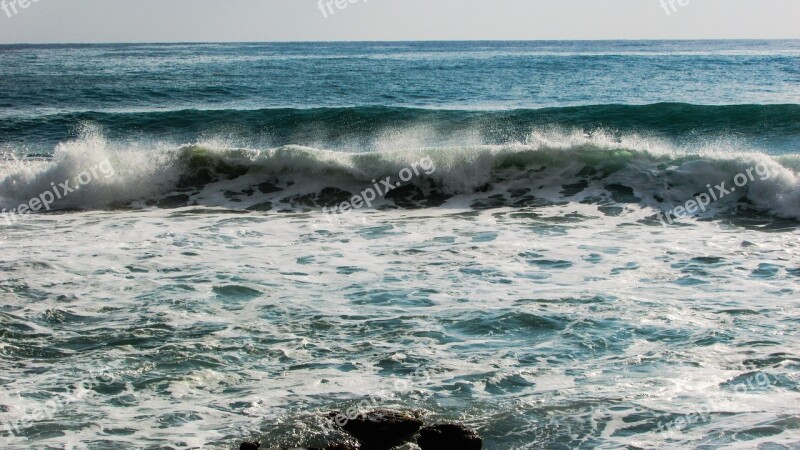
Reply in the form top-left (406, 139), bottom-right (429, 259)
top-left (239, 440), bottom-right (356, 450)
top-left (418, 424), bottom-right (482, 450)
top-left (332, 409), bottom-right (422, 450)
top-left (308, 442), bottom-right (360, 450)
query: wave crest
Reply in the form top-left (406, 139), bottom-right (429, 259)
top-left (1, 129), bottom-right (799, 222)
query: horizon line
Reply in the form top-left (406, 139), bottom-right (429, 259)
top-left (2, 38), bottom-right (800, 46)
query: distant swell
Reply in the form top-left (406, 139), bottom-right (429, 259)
top-left (3, 104), bottom-right (800, 152)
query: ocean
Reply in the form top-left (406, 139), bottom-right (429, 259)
top-left (1, 40), bottom-right (799, 449)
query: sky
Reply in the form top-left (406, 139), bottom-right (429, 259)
top-left (1, 0), bottom-right (799, 44)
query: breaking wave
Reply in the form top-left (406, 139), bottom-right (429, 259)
top-left (1, 126), bottom-right (798, 223)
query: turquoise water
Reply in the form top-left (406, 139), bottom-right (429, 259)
top-left (1, 41), bottom-right (799, 449)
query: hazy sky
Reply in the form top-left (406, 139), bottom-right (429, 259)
top-left (1, 0), bottom-right (799, 44)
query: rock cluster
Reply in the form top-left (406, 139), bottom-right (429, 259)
top-left (239, 409), bottom-right (482, 450)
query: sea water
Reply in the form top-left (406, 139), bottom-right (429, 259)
top-left (1, 40), bottom-right (799, 449)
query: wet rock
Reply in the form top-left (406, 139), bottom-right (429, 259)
top-left (417, 424), bottom-right (482, 450)
top-left (333, 409), bottom-right (423, 450)
top-left (240, 441), bottom-right (357, 450)
top-left (237, 412), bottom-right (480, 450)
top-left (308, 442), bottom-right (360, 450)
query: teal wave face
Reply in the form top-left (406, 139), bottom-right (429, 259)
top-left (3, 104), bottom-right (800, 155)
